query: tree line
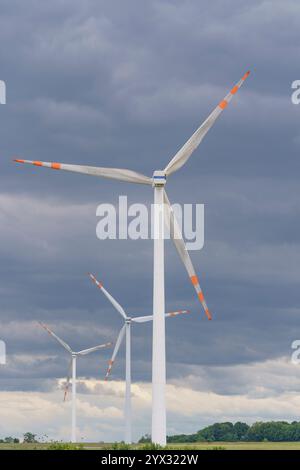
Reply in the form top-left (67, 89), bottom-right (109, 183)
top-left (139, 421), bottom-right (300, 443)
top-left (0, 432), bottom-right (37, 444)
top-left (169, 421), bottom-right (300, 442)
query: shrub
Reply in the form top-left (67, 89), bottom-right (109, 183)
top-left (103, 442), bottom-right (132, 450)
top-left (47, 442), bottom-right (84, 450)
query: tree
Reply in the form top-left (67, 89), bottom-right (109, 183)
top-left (4, 437), bottom-right (15, 443)
top-left (234, 422), bottom-right (249, 440)
top-left (23, 432), bottom-right (37, 443)
top-left (245, 422), bottom-right (291, 442)
top-left (197, 422), bottom-right (238, 441)
top-left (138, 434), bottom-right (151, 443)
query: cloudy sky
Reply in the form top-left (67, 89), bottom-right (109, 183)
top-left (1, 0), bottom-right (300, 442)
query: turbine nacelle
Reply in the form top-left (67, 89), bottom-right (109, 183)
top-left (152, 170), bottom-right (166, 187)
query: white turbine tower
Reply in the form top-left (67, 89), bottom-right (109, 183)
top-left (88, 272), bottom-right (189, 444)
top-left (16, 71), bottom-right (250, 444)
top-left (39, 322), bottom-right (111, 443)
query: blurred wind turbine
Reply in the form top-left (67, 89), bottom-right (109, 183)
top-left (88, 272), bottom-right (189, 444)
top-left (39, 322), bottom-right (111, 443)
top-left (16, 71), bottom-right (250, 444)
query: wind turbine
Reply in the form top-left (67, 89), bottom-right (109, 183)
top-left (88, 272), bottom-right (189, 444)
top-left (39, 322), bottom-right (111, 443)
top-left (16, 71), bottom-right (250, 444)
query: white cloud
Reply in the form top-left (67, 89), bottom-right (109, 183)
top-left (1, 356), bottom-right (300, 441)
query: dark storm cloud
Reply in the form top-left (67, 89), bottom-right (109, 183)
top-left (0, 0), bottom-right (300, 403)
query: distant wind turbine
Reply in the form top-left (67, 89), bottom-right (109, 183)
top-left (88, 273), bottom-right (189, 444)
top-left (16, 71), bottom-right (250, 444)
top-left (39, 322), bottom-right (111, 443)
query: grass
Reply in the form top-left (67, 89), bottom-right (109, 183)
top-left (1, 441), bottom-right (300, 450)
top-left (98, 441), bottom-right (300, 451)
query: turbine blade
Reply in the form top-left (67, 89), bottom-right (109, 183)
top-left (164, 309), bottom-right (190, 318)
top-left (63, 359), bottom-right (72, 402)
top-left (77, 342), bottom-right (112, 356)
top-left (38, 322), bottom-right (73, 352)
top-left (88, 273), bottom-right (127, 320)
top-left (163, 191), bottom-right (212, 320)
top-left (164, 71), bottom-right (250, 176)
top-left (131, 315), bottom-right (153, 323)
top-left (104, 325), bottom-right (126, 380)
top-left (132, 310), bottom-right (189, 323)
top-left (14, 159), bottom-right (152, 185)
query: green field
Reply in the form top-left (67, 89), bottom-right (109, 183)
top-left (1, 441), bottom-right (300, 450)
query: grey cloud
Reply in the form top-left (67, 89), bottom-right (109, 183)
top-left (0, 0), bottom-right (299, 439)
